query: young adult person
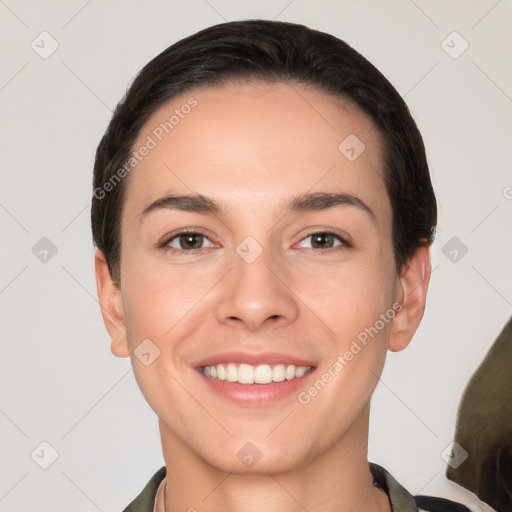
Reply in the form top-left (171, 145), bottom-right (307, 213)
top-left (91, 19), bottom-right (494, 512)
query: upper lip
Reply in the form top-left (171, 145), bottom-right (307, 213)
top-left (192, 351), bottom-right (317, 368)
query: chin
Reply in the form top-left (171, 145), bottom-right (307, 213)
top-left (197, 437), bottom-right (310, 476)
top-left (209, 452), bottom-right (301, 476)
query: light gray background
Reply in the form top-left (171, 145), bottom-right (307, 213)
top-left (1, 0), bottom-right (511, 510)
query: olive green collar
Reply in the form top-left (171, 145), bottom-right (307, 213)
top-left (122, 463), bottom-right (418, 512)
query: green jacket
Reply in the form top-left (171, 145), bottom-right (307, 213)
top-left (121, 463), bottom-right (476, 511)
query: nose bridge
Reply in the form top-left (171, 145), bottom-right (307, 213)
top-left (233, 234), bottom-right (282, 305)
top-left (215, 234), bottom-right (298, 330)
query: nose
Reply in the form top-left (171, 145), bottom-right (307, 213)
top-left (214, 242), bottom-right (299, 333)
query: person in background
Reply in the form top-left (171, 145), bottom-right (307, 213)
top-left (447, 315), bottom-right (512, 511)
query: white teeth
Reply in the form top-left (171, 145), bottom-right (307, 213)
top-left (238, 364), bottom-right (255, 384)
top-left (201, 363), bottom-right (312, 384)
top-left (254, 364), bottom-right (273, 384)
top-left (285, 364), bottom-right (296, 380)
top-left (217, 364), bottom-right (227, 380)
top-left (272, 364), bottom-right (286, 382)
top-left (226, 363), bottom-right (237, 382)
top-left (295, 366), bottom-right (306, 378)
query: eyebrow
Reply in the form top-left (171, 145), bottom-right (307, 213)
top-left (140, 192), bottom-right (376, 224)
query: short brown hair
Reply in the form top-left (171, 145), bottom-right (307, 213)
top-left (91, 19), bottom-right (437, 285)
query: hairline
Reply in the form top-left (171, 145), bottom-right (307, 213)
top-left (110, 78), bottom-right (400, 285)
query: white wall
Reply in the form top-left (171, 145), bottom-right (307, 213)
top-left (1, 0), bottom-right (511, 510)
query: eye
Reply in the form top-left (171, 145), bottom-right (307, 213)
top-left (297, 231), bottom-right (351, 252)
top-left (159, 229), bottom-right (351, 255)
top-left (161, 230), bottom-right (215, 253)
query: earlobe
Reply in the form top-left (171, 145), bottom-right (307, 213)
top-left (94, 249), bottom-right (130, 358)
top-left (388, 242), bottom-right (432, 352)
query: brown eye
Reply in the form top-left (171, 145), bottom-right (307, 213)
top-left (310, 233), bottom-right (336, 249)
top-left (177, 233), bottom-right (204, 250)
top-left (297, 232), bottom-right (350, 252)
top-left (163, 231), bottom-right (214, 252)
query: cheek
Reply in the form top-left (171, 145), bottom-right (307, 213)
top-left (296, 256), bottom-right (395, 337)
top-left (121, 252), bottom-right (202, 333)
top-left (300, 265), bottom-right (393, 405)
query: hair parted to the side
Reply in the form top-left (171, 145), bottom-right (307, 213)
top-left (91, 19), bottom-right (437, 286)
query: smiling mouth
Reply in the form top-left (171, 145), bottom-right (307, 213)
top-left (199, 363), bottom-right (313, 384)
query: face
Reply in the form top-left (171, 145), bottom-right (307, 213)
top-left (96, 81), bottom-right (429, 474)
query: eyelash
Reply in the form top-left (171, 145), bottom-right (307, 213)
top-left (159, 228), bottom-right (352, 255)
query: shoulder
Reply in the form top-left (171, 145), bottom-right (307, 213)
top-left (415, 495), bottom-right (491, 512)
top-left (121, 466), bottom-right (166, 512)
top-left (369, 463), bottom-right (496, 512)
top-left (414, 476), bottom-right (497, 512)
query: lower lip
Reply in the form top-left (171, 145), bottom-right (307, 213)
top-left (196, 368), bottom-right (317, 405)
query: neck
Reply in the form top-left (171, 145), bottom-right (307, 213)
top-left (159, 404), bottom-right (390, 512)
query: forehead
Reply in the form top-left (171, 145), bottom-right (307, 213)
top-left (123, 81), bottom-right (389, 226)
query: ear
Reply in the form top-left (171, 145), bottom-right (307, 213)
top-left (94, 249), bottom-right (130, 358)
top-left (388, 241), bottom-right (432, 352)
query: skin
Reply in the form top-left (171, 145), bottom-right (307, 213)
top-left (95, 81), bottom-right (431, 512)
